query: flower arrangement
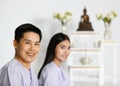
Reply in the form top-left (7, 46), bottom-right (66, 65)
top-left (96, 11), bottom-right (117, 24)
top-left (53, 11), bottom-right (72, 25)
top-left (96, 11), bottom-right (117, 40)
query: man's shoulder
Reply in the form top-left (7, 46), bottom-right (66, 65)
top-left (0, 59), bottom-right (20, 74)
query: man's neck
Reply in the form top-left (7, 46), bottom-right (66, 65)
top-left (15, 57), bottom-right (30, 70)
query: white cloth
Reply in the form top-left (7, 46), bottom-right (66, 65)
top-left (0, 59), bottom-right (38, 86)
top-left (39, 62), bottom-right (70, 86)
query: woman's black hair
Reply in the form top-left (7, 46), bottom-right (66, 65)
top-left (38, 32), bottom-right (70, 78)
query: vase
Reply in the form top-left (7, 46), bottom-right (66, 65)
top-left (104, 23), bottom-right (112, 40)
top-left (93, 40), bottom-right (101, 48)
top-left (61, 24), bottom-right (67, 33)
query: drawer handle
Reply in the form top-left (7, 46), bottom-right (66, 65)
top-left (80, 57), bottom-right (92, 65)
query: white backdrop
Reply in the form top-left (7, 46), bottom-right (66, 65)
top-left (0, 0), bottom-right (120, 84)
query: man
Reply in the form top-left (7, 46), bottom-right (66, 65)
top-left (0, 23), bottom-right (42, 86)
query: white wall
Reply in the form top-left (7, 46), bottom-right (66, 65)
top-left (0, 0), bottom-right (120, 84)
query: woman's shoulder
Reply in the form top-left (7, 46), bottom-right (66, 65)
top-left (41, 62), bottom-right (59, 75)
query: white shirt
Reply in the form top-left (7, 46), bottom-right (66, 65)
top-left (0, 59), bottom-right (38, 86)
top-left (39, 62), bottom-right (70, 86)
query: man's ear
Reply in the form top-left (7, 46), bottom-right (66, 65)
top-left (13, 40), bottom-right (18, 49)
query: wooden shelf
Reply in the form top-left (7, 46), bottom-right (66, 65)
top-left (71, 48), bottom-right (100, 52)
top-left (71, 31), bottom-right (100, 35)
top-left (69, 66), bottom-right (101, 69)
top-left (101, 40), bottom-right (116, 44)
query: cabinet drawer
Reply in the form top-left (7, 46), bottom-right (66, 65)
top-left (71, 81), bottom-right (99, 86)
top-left (67, 51), bottom-right (100, 66)
top-left (70, 68), bottom-right (100, 81)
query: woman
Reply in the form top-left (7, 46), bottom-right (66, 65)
top-left (38, 32), bottom-right (71, 86)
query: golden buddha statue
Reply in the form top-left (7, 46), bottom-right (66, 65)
top-left (77, 7), bottom-right (94, 31)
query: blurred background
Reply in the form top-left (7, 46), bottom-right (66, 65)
top-left (0, 0), bottom-right (120, 86)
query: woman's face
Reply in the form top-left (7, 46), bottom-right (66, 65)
top-left (53, 40), bottom-right (71, 65)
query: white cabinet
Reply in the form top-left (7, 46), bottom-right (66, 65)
top-left (67, 31), bottom-right (103, 86)
top-left (101, 40), bottom-right (117, 85)
top-left (67, 32), bottom-right (117, 86)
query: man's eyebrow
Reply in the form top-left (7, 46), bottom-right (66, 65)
top-left (23, 39), bottom-right (40, 43)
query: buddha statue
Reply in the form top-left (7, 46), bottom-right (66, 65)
top-left (77, 7), bottom-right (94, 31)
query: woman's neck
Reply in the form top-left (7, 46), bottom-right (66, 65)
top-left (53, 58), bottom-right (61, 67)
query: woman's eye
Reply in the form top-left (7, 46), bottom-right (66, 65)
top-left (35, 43), bottom-right (40, 46)
top-left (68, 46), bottom-right (71, 50)
top-left (61, 46), bottom-right (65, 49)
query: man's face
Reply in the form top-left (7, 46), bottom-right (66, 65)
top-left (14, 32), bottom-right (40, 65)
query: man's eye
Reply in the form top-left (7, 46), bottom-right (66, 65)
top-left (25, 42), bottom-right (30, 44)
